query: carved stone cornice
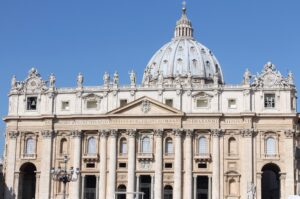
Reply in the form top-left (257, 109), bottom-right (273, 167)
top-left (110, 129), bottom-right (118, 137)
top-left (127, 129), bottom-right (136, 137)
top-left (284, 129), bottom-right (295, 139)
top-left (8, 131), bottom-right (19, 139)
top-left (98, 129), bottom-right (109, 137)
top-left (185, 129), bottom-right (194, 137)
top-left (173, 129), bottom-right (183, 137)
top-left (71, 130), bottom-right (82, 138)
top-left (241, 129), bottom-right (256, 138)
top-left (41, 130), bottom-right (54, 139)
top-left (211, 129), bottom-right (223, 137)
top-left (154, 129), bottom-right (164, 137)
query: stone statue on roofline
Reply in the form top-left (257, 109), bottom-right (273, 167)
top-left (287, 70), bottom-right (294, 85)
top-left (243, 68), bottom-right (252, 85)
top-left (103, 72), bottom-right (110, 87)
top-left (49, 73), bottom-right (56, 88)
top-left (113, 71), bottom-right (119, 86)
top-left (77, 72), bottom-right (84, 88)
top-left (11, 75), bottom-right (17, 90)
top-left (130, 70), bottom-right (136, 86)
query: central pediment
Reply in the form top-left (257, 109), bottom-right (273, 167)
top-left (107, 96), bottom-right (184, 116)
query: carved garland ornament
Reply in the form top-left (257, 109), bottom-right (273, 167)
top-left (41, 130), bottom-right (54, 138)
top-left (211, 129), bottom-right (223, 137)
top-left (8, 131), bottom-right (19, 139)
top-left (154, 129), bottom-right (164, 137)
top-left (284, 129), bottom-right (295, 138)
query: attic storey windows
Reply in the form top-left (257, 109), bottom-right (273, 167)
top-left (86, 100), bottom-right (98, 109)
top-left (264, 94), bottom-right (275, 108)
top-left (27, 97), bottom-right (37, 110)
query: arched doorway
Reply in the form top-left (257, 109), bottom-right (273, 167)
top-left (117, 184), bottom-right (126, 199)
top-left (261, 163), bottom-right (280, 199)
top-left (164, 185), bottom-right (173, 199)
top-left (19, 162), bottom-right (36, 199)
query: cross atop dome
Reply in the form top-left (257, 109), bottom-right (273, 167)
top-left (174, 0), bottom-right (193, 39)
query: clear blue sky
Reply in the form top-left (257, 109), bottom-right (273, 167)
top-left (0, 0), bottom-right (299, 154)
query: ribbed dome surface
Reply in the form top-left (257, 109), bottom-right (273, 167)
top-left (142, 4), bottom-right (224, 86)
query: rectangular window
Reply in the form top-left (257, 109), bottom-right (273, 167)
top-left (120, 99), bottom-right (128, 107)
top-left (119, 162), bottom-right (127, 168)
top-left (86, 163), bottom-right (95, 168)
top-left (264, 94), bottom-right (275, 108)
top-left (165, 99), bottom-right (173, 107)
top-left (27, 97), bottom-right (37, 110)
top-left (61, 101), bottom-right (70, 111)
top-left (196, 99), bottom-right (208, 108)
top-left (198, 163), bottom-right (207, 169)
top-left (165, 163), bottom-right (173, 169)
top-left (228, 99), bottom-right (237, 109)
top-left (86, 100), bottom-right (98, 109)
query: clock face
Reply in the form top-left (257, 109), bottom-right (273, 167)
top-left (263, 74), bottom-right (276, 86)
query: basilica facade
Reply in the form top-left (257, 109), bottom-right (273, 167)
top-left (2, 4), bottom-right (299, 199)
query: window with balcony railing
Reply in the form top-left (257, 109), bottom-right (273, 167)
top-left (87, 137), bottom-right (96, 155)
top-left (165, 138), bottom-right (173, 155)
top-left (265, 137), bottom-right (276, 157)
top-left (119, 138), bottom-right (127, 155)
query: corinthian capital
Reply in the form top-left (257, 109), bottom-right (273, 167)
top-left (127, 129), bottom-right (136, 137)
top-left (41, 130), bottom-right (54, 139)
top-left (154, 129), bottom-right (164, 137)
top-left (8, 131), bottom-right (19, 139)
top-left (241, 129), bottom-right (256, 137)
top-left (211, 129), bottom-right (223, 137)
top-left (98, 129), bottom-right (109, 137)
top-left (284, 129), bottom-right (295, 138)
top-left (185, 129), bottom-right (194, 137)
top-left (71, 130), bottom-right (82, 138)
top-left (173, 129), bottom-right (183, 137)
top-left (110, 129), bottom-right (118, 137)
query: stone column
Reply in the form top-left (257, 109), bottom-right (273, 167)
top-left (127, 129), bottom-right (136, 199)
top-left (107, 129), bottom-right (118, 199)
top-left (212, 129), bottom-right (222, 199)
top-left (151, 175), bottom-right (154, 199)
top-left (136, 175), bottom-right (140, 199)
top-left (284, 130), bottom-right (295, 197)
top-left (280, 173), bottom-right (286, 199)
top-left (184, 130), bottom-right (193, 199)
top-left (193, 175), bottom-right (197, 199)
top-left (35, 173), bottom-right (40, 199)
top-left (39, 130), bottom-right (54, 199)
top-left (71, 130), bottom-right (82, 199)
top-left (99, 130), bottom-right (108, 199)
top-left (256, 173), bottom-right (262, 199)
top-left (96, 175), bottom-right (100, 199)
top-left (241, 129), bottom-right (255, 199)
top-left (154, 129), bottom-right (163, 199)
top-left (5, 131), bottom-right (19, 199)
top-left (208, 176), bottom-right (212, 199)
top-left (81, 175), bottom-right (85, 199)
top-left (174, 129), bottom-right (183, 199)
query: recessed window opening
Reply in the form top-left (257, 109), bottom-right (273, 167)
top-left (264, 94), bottom-right (275, 108)
top-left (228, 99), bottom-right (237, 109)
top-left (165, 99), bottom-right (173, 107)
top-left (120, 99), bottom-right (128, 107)
top-left (87, 100), bottom-right (98, 109)
top-left (61, 101), bottom-right (70, 111)
top-left (196, 99), bottom-right (208, 108)
top-left (27, 97), bottom-right (37, 110)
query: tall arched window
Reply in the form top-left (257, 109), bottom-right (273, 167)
top-left (165, 138), bottom-right (173, 154)
top-left (141, 136), bottom-right (151, 153)
top-left (25, 138), bottom-right (35, 155)
top-left (87, 137), bottom-right (96, 155)
top-left (266, 137), bottom-right (276, 156)
top-left (120, 138), bottom-right (127, 154)
top-left (228, 137), bottom-right (237, 155)
top-left (60, 138), bottom-right (68, 155)
top-left (198, 137), bottom-right (207, 155)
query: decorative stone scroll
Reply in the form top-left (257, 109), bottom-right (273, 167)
top-left (284, 129), bottom-right (295, 138)
top-left (8, 131), bottom-right (19, 139)
top-left (41, 130), bottom-right (54, 139)
top-left (211, 129), bottom-right (223, 137)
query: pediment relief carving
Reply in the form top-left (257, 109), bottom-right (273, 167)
top-left (11, 68), bottom-right (49, 94)
top-left (192, 91), bottom-right (213, 99)
top-left (107, 96), bottom-right (183, 116)
top-left (82, 93), bottom-right (103, 100)
top-left (251, 62), bottom-right (294, 89)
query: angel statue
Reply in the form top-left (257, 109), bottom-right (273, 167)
top-left (49, 73), bottom-right (56, 88)
top-left (77, 73), bottom-right (84, 88)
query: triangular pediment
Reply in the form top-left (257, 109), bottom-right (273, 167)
top-left (107, 96), bottom-right (184, 116)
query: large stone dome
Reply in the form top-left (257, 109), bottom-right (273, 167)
top-left (142, 5), bottom-right (224, 86)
